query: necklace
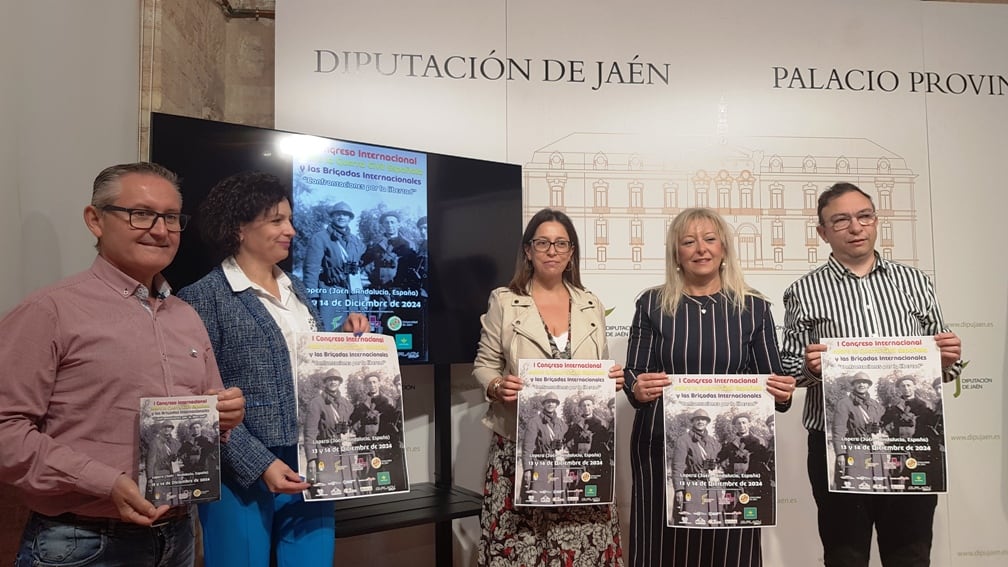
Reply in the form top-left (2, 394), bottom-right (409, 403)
top-left (683, 293), bottom-right (717, 314)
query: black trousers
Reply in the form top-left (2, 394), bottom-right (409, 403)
top-left (807, 430), bottom-right (936, 567)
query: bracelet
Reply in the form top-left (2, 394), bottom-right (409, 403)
top-left (492, 378), bottom-right (503, 400)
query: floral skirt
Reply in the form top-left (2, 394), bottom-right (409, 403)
top-left (478, 433), bottom-right (624, 567)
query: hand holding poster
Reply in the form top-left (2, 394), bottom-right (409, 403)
top-left (821, 336), bottom-right (947, 494)
top-left (515, 358), bottom-right (616, 507)
top-left (296, 332), bottom-right (409, 501)
top-left (664, 375), bottom-right (777, 528)
top-left (139, 395), bottom-right (221, 507)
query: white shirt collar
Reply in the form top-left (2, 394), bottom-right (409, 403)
top-left (221, 256), bottom-right (292, 299)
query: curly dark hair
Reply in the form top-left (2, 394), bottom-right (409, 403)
top-left (198, 172), bottom-right (292, 259)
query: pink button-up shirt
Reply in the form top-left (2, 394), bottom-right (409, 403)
top-left (0, 256), bottom-right (224, 518)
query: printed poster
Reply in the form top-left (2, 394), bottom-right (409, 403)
top-left (296, 332), bottom-right (409, 501)
top-left (664, 375), bottom-right (777, 528)
top-left (515, 358), bottom-right (616, 507)
top-left (821, 336), bottom-right (947, 494)
top-left (139, 395), bottom-right (221, 507)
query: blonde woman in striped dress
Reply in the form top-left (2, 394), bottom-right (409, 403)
top-left (623, 208), bottom-right (796, 567)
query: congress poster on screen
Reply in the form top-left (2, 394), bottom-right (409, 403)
top-left (663, 375), bottom-right (777, 528)
top-left (821, 336), bottom-right (947, 494)
top-left (295, 332), bottom-right (409, 501)
top-left (289, 138), bottom-right (428, 362)
top-left (514, 358), bottom-right (616, 507)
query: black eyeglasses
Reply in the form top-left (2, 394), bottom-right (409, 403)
top-left (827, 211), bottom-right (877, 232)
top-left (102, 205), bottom-right (190, 232)
top-left (529, 238), bottom-right (573, 253)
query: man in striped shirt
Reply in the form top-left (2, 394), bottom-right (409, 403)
top-left (781, 182), bottom-right (962, 567)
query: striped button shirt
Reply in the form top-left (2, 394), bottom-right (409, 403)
top-left (781, 253), bottom-right (961, 432)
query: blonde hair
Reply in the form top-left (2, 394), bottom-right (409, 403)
top-left (656, 207), bottom-right (763, 315)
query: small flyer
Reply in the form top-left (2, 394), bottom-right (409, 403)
top-left (821, 336), bottom-right (947, 494)
top-left (664, 375), bottom-right (777, 528)
top-left (139, 395), bottom-right (220, 506)
top-left (515, 358), bottom-right (616, 507)
top-left (295, 332), bottom-right (409, 501)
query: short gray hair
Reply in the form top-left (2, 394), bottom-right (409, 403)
top-left (91, 162), bottom-right (180, 209)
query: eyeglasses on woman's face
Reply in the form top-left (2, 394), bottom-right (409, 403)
top-left (528, 238), bottom-right (573, 253)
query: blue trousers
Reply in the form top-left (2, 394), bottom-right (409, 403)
top-left (16, 511), bottom-right (195, 567)
top-left (199, 445), bottom-right (335, 567)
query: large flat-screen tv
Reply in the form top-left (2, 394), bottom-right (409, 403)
top-left (150, 112), bottom-right (521, 366)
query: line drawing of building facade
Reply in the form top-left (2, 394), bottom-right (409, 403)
top-left (523, 133), bottom-right (924, 279)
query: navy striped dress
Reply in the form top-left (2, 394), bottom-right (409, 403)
top-left (623, 288), bottom-right (786, 567)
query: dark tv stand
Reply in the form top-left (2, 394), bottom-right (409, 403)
top-left (333, 363), bottom-right (482, 564)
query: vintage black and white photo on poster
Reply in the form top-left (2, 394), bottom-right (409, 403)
top-left (295, 332), bottom-right (408, 501)
top-left (138, 395), bottom-right (220, 507)
top-left (664, 375), bottom-right (777, 528)
top-left (514, 358), bottom-right (616, 507)
top-left (822, 336), bottom-right (947, 494)
top-left (289, 138), bottom-right (428, 362)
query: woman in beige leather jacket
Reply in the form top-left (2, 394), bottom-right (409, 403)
top-left (473, 208), bottom-right (625, 567)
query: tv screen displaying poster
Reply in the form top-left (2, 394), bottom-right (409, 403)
top-left (150, 112), bottom-right (521, 365)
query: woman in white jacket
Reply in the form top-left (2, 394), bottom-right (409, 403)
top-left (472, 208), bottom-right (625, 567)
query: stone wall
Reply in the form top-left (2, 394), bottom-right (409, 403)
top-left (140, 0), bottom-right (275, 157)
top-left (223, 17), bottom-right (275, 127)
top-left (156, 1), bottom-right (228, 121)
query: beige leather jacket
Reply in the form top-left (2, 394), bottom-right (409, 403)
top-left (472, 285), bottom-right (611, 440)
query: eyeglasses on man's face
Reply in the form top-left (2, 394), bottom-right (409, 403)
top-left (529, 238), bottom-right (573, 253)
top-left (102, 205), bottom-right (190, 232)
top-left (826, 210), bottom-right (877, 232)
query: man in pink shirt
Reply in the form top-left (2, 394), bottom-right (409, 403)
top-left (0, 162), bottom-right (245, 567)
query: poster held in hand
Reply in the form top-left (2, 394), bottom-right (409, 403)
top-left (515, 358), bottom-right (616, 507)
top-left (821, 336), bottom-right (947, 494)
top-left (296, 332), bottom-right (409, 501)
top-left (664, 375), bottom-right (777, 528)
top-left (139, 395), bottom-right (221, 506)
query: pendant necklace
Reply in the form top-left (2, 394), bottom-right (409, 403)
top-left (683, 292), bottom-right (717, 314)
